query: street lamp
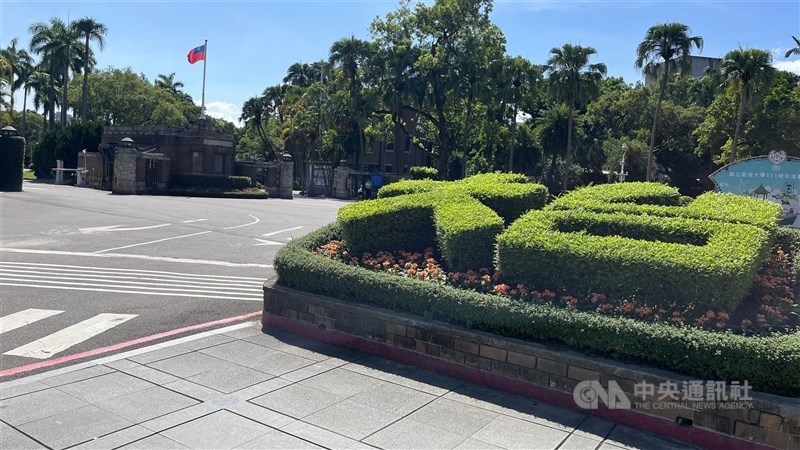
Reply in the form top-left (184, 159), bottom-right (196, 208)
top-left (618, 143), bottom-right (629, 183)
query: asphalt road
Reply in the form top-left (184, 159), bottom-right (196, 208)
top-left (0, 182), bottom-right (346, 379)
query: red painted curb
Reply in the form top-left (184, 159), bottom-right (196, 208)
top-left (263, 312), bottom-right (772, 450)
top-left (0, 311), bottom-right (262, 378)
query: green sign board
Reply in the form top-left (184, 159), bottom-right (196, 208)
top-left (709, 151), bottom-right (800, 228)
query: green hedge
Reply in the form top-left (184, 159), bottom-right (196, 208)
top-left (549, 182), bottom-right (782, 230)
top-left (378, 179), bottom-right (444, 198)
top-left (273, 223), bottom-right (800, 397)
top-left (0, 135), bottom-right (25, 192)
top-left (776, 227), bottom-right (800, 281)
top-left (496, 209), bottom-right (772, 310)
top-left (172, 173), bottom-right (252, 190)
top-left (409, 166), bottom-right (439, 180)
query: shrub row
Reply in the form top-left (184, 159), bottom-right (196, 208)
top-left (273, 223), bottom-right (800, 397)
top-left (496, 209), bottom-right (772, 311)
top-left (172, 173), bottom-right (252, 190)
top-left (549, 182), bottom-right (782, 230)
top-left (0, 135), bottom-right (25, 192)
top-left (409, 166), bottom-right (439, 180)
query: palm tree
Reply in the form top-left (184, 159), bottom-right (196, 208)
top-left (546, 43), bottom-right (606, 191)
top-left (283, 63), bottom-right (314, 88)
top-left (155, 72), bottom-right (185, 95)
top-left (29, 18), bottom-right (80, 128)
top-left (786, 36), bottom-right (800, 58)
top-left (720, 48), bottom-right (775, 163)
top-left (1, 39), bottom-right (23, 112)
top-left (329, 35), bottom-right (372, 168)
top-left (15, 57), bottom-right (39, 134)
top-left (72, 17), bottom-right (107, 120)
top-left (635, 22), bottom-right (703, 181)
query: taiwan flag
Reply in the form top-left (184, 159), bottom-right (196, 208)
top-left (187, 44), bottom-right (206, 64)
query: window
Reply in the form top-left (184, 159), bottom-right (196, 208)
top-left (384, 164), bottom-right (393, 173)
top-left (214, 154), bottom-right (224, 174)
top-left (404, 139), bottom-right (411, 153)
top-left (192, 152), bottom-right (202, 174)
top-left (386, 142), bottom-right (395, 152)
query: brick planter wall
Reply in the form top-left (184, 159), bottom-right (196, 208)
top-left (263, 279), bottom-right (800, 450)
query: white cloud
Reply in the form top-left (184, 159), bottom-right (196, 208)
top-left (774, 59), bottom-right (800, 75)
top-left (199, 101), bottom-right (242, 126)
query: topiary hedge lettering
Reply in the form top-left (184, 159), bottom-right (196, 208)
top-left (0, 134), bottom-right (25, 192)
top-left (273, 223), bottom-right (800, 398)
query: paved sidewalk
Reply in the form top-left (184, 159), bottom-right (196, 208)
top-left (0, 321), bottom-right (698, 450)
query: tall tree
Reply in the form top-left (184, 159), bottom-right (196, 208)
top-left (72, 17), bottom-right (107, 120)
top-left (329, 35), bottom-right (372, 168)
top-left (15, 56), bottom-right (39, 134)
top-left (785, 36), bottom-right (800, 58)
top-left (155, 72), bottom-right (185, 95)
top-left (635, 22), bottom-right (703, 180)
top-left (719, 47), bottom-right (775, 163)
top-left (0, 38), bottom-right (32, 113)
top-left (29, 18), bottom-right (81, 128)
top-left (546, 43), bottom-right (606, 191)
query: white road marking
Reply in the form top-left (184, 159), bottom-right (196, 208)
top-left (262, 226), bottom-right (304, 237)
top-left (253, 238), bottom-right (284, 246)
top-left (0, 283), bottom-right (263, 302)
top-left (79, 224), bottom-right (171, 234)
top-left (0, 265), bottom-right (264, 285)
top-left (0, 273), bottom-right (263, 295)
top-left (4, 313), bottom-right (138, 359)
top-left (0, 248), bottom-right (272, 269)
top-left (23, 187), bottom-right (46, 191)
top-left (182, 219), bottom-right (208, 223)
top-left (0, 309), bottom-right (63, 335)
top-left (93, 231), bottom-right (212, 254)
top-left (223, 215), bottom-right (260, 230)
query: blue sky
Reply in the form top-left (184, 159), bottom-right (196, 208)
top-left (2, 0), bottom-right (799, 124)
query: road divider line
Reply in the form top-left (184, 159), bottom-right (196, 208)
top-left (0, 309), bottom-right (64, 335)
top-left (262, 226), bottom-right (304, 237)
top-left (5, 313), bottom-right (138, 359)
top-left (0, 248), bottom-right (272, 269)
top-left (0, 311), bottom-right (261, 378)
top-left (94, 231), bottom-right (212, 254)
top-left (0, 266), bottom-right (263, 288)
top-left (223, 215), bottom-right (260, 230)
top-left (0, 282), bottom-right (264, 301)
top-left (182, 219), bottom-right (208, 223)
top-left (0, 260), bottom-right (267, 280)
top-left (0, 275), bottom-right (263, 295)
top-left (79, 223), bottom-right (171, 234)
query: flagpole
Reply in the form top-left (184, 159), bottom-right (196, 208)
top-left (200, 39), bottom-right (207, 119)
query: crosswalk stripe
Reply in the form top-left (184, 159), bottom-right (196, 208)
top-left (0, 283), bottom-right (263, 301)
top-left (0, 271), bottom-right (264, 292)
top-left (0, 261), bottom-right (265, 281)
top-left (0, 309), bottom-right (64, 335)
top-left (0, 276), bottom-right (262, 297)
top-left (4, 313), bottom-right (138, 359)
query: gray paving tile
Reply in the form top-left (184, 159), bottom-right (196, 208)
top-left (407, 398), bottom-right (498, 437)
top-left (119, 434), bottom-right (189, 449)
top-left (343, 359), bottom-right (462, 396)
top-left (139, 403), bottom-right (219, 433)
top-left (187, 361), bottom-right (271, 393)
top-left (128, 344), bottom-right (195, 365)
top-left (177, 333), bottom-right (236, 351)
top-left (0, 422), bottom-right (45, 449)
top-left (71, 425), bottom-right (153, 449)
top-left (345, 442), bottom-right (381, 449)
top-left (304, 399), bottom-right (400, 440)
top-left (559, 434), bottom-right (602, 449)
top-left (350, 381), bottom-right (437, 415)
top-left (95, 386), bottom-right (199, 422)
top-left (161, 379), bottom-right (225, 401)
top-left (18, 405), bottom-right (133, 449)
top-left (227, 401), bottom-right (296, 429)
top-left (574, 416), bottom-right (615, 440)
top-left (250, 383), bottom-right (344, 418)
top-left (281, 358), bottom-right (350, 382)
top-left (38, 365), bottom-right (115, 387)
top-left (199, 340), bottom-right (277, 367)
top-left (147, 351), bottom-right (226, 379)
top-left (231, 377), bottom-right (291, 400)
top-left (471, 415), bottom-right (570, 450)
top-left (235, 427), bottom-right (324, 449)
top-left (245, 333), bottom-right (342, 361)
top-left (445, 383), bottom-right (585, 432)
top-left (300, 367), bottom-right (385, 397)
top-left (0, 380), bottom-right (50, 400)
top-left (280, 420), bottom-right (360, 448)
top-left (111, 361), bottom-right (181, 385)
top-left (365, 418), bottom-right (467, 449)
top-left (56, 371), bottom-right (154, 404)
top-left (160, 410), bottom-right (271, 449)
top-left (222, 323), bottom-right (265, 339)
top-left (603, 425), bottom-right (698, 450)
top-left (453, 438), bottom-right (504, 449)
top-left (0, 388), bottom-right (89, 426)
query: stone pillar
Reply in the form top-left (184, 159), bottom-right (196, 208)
top-left (55, 160), bottom-right (64, 184)
top-left (113, 147), bottom-right (137, 194)
top-left (333, 161), bottom-right (352, 200)
top-left (278, 153), bottom-right (294, 199)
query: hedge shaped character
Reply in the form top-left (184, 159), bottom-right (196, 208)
top-left (338, 173), bottom-right (548, 271)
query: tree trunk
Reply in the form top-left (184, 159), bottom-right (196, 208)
top-left (21, 88), bottom-right (28, 135)
top-left (730, 87), bottom-right (747, 164)
top-left (48, 78), bottom-right (56, 131)
top-left (509, 88), bottom-right (520, 172)
top-left (462, 82), bottom-right (475, 171)
top-left (562, 103), bottom-right (574, 192)
top-left (61, 63), bottom-right (69, 128)
top-left (647, 69), bottom-right (669, 182)
top-left (82, 34), bottom-right (90, 120)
